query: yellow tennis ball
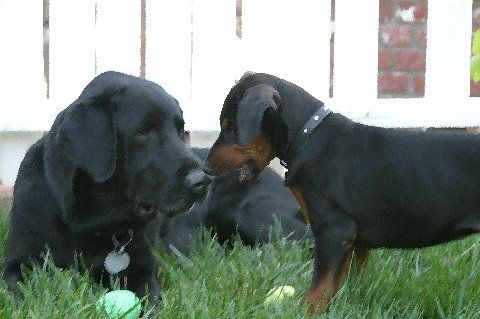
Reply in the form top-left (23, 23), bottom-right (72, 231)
top-left (264, 285), bottom-right (295, 306)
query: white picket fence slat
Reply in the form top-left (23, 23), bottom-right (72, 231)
top-left (333, 0), bottom-right (380, 106)
top-left (49, 0), bottom-right (96, 112)
top-left (189, 0), bottom-right (239, 131)
top-left (0, 0), bottom-right (46, 130)
top-left (146, 0), bottom-right (193, 116)
top-left (425, 0), bottom-right (473, 100)
top-left (242, 0), bottom-right (332, 100)
top-left (95, 0), bottom-right (141, 76)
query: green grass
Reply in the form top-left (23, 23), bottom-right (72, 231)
top-left (1, 205), bottom-right (480, 318)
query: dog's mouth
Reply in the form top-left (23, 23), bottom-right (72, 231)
top-left (135, 203), bottom-right (161, 220)
top-left (135, 198), bottom-right (197, 219)
top-left (237, 159), bottom-right (260, 183)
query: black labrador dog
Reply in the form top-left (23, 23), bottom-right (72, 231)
top-left (204, 72), bottom-right (480, 315)
top-left (158, 147), bottom-right (312, 255)
top-left (2, 72), bottom-right (211, 304)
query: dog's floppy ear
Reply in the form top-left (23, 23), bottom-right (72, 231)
top-left (236, 84), bottom-right (281, 145)
top-left (56, 100), bottom-right (117, 182)
top-left (44, 91), bottom-right (118, 222)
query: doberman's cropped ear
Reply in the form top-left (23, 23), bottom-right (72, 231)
top-left (237, 84), bottom-right (281, 145)
top-left (56, 100), bottom-right (117, 183)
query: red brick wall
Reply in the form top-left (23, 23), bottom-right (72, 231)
top-left (378, 0), bottom-right (428, 98)
top-left (472, 0), bottom-right (480, 97)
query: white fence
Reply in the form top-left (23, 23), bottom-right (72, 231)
top-left (0, 0), bottom-right (477, 184)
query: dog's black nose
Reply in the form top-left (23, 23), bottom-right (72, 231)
top-left (186, 170), bottom-right (212, 196)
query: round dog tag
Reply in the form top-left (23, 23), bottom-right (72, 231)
top-left (104, 250), bottom-right (130, 275)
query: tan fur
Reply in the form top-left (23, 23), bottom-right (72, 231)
top-left (210, 133), bottom-right (274, 175)
top-left (290, 186), bottom-right (310, 223)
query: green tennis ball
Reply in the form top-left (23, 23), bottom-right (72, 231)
top-left (96, 290), bottom-right (141, 319)
top-left (264, 285), bottom-right (295, 307)
top-left (471, 55), bottom-right (480, 83)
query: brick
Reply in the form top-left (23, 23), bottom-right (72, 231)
top-left (397, 1), bottom-right (427, 23)
top-left (398, 1), bottom-right (411, 8)
top-left (471, 79), bottom-right (480, 97)
top-left (417, 27), bottom-right (427, 47)
top-left (380, 25), bottom-right (412, 46)
top-left (378, 49), bottom-right (393, 69)
top-left (414, 4), bottom-right (428, 22)
top-left (379, 1), bottom-right (393, 22)
top-left (474, 2), bottom-right (480, 24)
top-left (397, 1), bottom-right (415, 23)
top-left (413, 74), bottom-right (425, 95)
top-left (396, 50), bottom-right (426, 70)
top-left (378, 72), bottom-right (408, 93)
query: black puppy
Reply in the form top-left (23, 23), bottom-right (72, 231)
top-left (2, 72), bottom-right (211, 304)
top-left (159, 147), bottom-right (312, 255)
top-left (205, 72), bottom-right (480, 315)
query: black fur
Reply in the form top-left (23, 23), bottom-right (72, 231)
top-left (206, 72), bottom-right (480, 312)
top-left (159, 148), bottom-right (312, 255)
top-left (2, 72), bottom-right (211, 304)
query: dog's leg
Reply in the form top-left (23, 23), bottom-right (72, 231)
top-left (290, 186), bottom-right (310, 223)
top-left (340, 246), bottom-right (369, 286)
top-left (2, 263), bottom-right (23, 304)
top-left (354, 246), bottom-right (370, 270)
top-left (340, 247), bottom-right (353, 278)
top-left (307, 214), bottom-right (357, 316)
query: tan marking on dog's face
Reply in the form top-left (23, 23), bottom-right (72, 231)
top-left (209, 133), bottom-right (274, 175)
top-left (290, 186), bottom-right (310, 223)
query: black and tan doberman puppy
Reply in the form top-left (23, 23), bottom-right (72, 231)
top-left (159, 147), bottom-right (312, 255)
top-left (2, 71), bottom-right (211, 304)
top-left (204, 72), bottom-right (480, 315)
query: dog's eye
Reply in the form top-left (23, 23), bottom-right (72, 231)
top-left (137, 126), bottom-right (153, 137)
top-left (225, 121), bottom-right (236, 131)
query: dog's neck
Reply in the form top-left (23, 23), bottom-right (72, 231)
top-left (262, 99), bottom-right (324, 164)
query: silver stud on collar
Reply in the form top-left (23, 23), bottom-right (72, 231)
top-left (303, 129), bottom-right (308, 134)
top-left (314, 115), bottom-right (319, 121)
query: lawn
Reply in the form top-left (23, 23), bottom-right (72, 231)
top-left (0, 206), bottom-right (480, 318)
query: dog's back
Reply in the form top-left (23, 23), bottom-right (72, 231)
top-left (319, 123), bottom-right (480, 248)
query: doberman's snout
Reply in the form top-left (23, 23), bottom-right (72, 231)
top-left (186, 169), bottom-right (211, 198)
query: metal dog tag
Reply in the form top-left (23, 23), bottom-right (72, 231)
top-left (104, 250), bottom-right (130, 275)
top-left (104, 229), bottom-right (133, 275)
